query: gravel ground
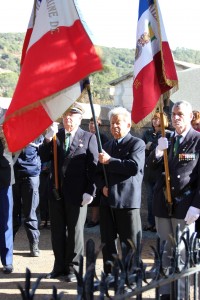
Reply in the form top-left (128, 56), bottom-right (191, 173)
top-left (0, 219), bottom-right (158, 300)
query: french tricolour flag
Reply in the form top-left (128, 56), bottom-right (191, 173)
top-left (3, 0), bottom-right (102, 152)
top-left (132, 0), bottom-right (178, 125)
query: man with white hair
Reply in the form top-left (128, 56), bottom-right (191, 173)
top-left (95, 106), bottom-right (145, 276)
top-left (149, 100), bottom-right (200, 300)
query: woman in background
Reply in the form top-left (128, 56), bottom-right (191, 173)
top-left (142, 112), bottom-right (172, 232)
top-left (191, 110), bottom-right (200, 132)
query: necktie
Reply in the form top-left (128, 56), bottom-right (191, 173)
top-left (65, 133), bottom-right (71, 152)
top-left (173, 135), bottom-right (182, 155)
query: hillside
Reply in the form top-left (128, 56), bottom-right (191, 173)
top-left (0, 33), bottom-right (200, 102)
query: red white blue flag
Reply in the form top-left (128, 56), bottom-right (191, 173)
top-left (132, 0), bottom-right (178, 124)
top-left (3, 0), bottom-right (102, 152)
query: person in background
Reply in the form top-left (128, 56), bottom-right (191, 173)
top-left (148, 101), bottom-right (200, 300)
top-left (95, 107), bottom-right (145, 276)
top-left (142, 112), bottom-right (172, 232)
top-left (85, 117), bottom-right (109, 228)
top-left (40, 102), bottom-right (98, 282)
top-left (12, 135), bottom-right (43, 257)
top-left (0, 119), bottom-right (15, 274)
top-left (191, 110), bottom-right (200, 132)
top-left (39, 160), bottom-right (51, 229)
top-left (191, 110), bottom-right (200, 236)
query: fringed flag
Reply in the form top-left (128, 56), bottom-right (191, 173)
top-left (3, 0), bottom-right (102, 152)
top-left (132, 0), bottom-right (178, 125)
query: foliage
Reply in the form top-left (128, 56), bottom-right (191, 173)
top-left (173, 47), bottom-right (200, 64)
top-left (0, 33), bottom-right (200, 103)
top-left (0, 33), bottom-right (24, 73)
top-left (0, 72), bottom-right (18, 97)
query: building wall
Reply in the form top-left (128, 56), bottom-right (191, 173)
top-left (113, 77), bottom-right (133, 111)
top-left (111, 67), bottom-right (200, 113)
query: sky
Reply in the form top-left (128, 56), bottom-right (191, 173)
top-left (0, 0), bottom-right (199, 51)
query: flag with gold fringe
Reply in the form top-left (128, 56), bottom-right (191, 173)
top-left (3, 0), bottom-right (102, 152)
top-left (132, 0), bottom-right (178, 126)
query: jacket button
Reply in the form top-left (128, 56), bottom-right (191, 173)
top-left (172, 186), bottom-right (175, 190)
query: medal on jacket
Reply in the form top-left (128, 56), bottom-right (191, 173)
top-left (179, 153), bottom-right (196, 161)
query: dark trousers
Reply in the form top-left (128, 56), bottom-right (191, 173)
top-left (13, 176), bottom-right (40, 244)
top-left (39, 172), bottom-right (50, 221)
top-left (195, 217), bottom-right (200, 238)
top-left (0, 186), bottom-right (13, 266)
top-left (49, 194), bottom-right (87, 274)
top-left (144, 180), bottom-right (156, 227)
top-left (99, 206), bottom-right (142, 274)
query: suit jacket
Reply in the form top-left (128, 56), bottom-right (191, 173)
top-left (149, 128), bottom-right (200, 218)
top-left (40, 127), bottom-right (98, 206)
top-left (14, 136), bottom-right (43, 179)
top-left (95, 132), bottom-right (145, 208)
top-left (0, 138), bottom-right (14, 188)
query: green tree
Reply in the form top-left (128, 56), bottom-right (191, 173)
top-left (0, 72), bottom-right (18, 97)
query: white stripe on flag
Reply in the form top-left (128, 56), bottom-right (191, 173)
top-left (28, 0), bottom-right (79, 50)
top-left (42, 83), bottom-right (81, 121)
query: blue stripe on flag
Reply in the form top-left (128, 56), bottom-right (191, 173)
top-left (138, 0), bottom-right (154, 20)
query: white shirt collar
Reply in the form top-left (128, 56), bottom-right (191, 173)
top-left (174, 125), bottom-right (191, 142)
top-left (65, 128), bottom-right (77, 142)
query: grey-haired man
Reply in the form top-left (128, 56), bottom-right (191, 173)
top-left (40, 102), bottom-right (98, 282)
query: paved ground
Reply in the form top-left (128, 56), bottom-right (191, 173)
top-left (0, 219), bottom-right (157, 300)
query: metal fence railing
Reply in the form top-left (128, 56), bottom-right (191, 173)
top-left (18, 225), bottom-right (200, 300)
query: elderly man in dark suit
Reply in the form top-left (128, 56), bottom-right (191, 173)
top-left (95, 106), bottom-right (145, 275)
top-left (149, 100), bottom-right (200, 300)
top-left (40, 102), bottom-right (98, 282)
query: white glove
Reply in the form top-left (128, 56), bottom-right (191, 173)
top-left (157, 137), bottom-right (168, 151)
top-left (45, 122), bottom-right (58, 140)
top-left (184, 206), bottom-right (200, 225)
top-left (81, 193), bottom-right (93, 206)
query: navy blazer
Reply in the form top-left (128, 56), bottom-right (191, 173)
top-left (149, 128), bottom-right (200, 218)
top-left (40, 127), bottom-right (98, 206)
top-left (95, 132), bottom-right (145, 208)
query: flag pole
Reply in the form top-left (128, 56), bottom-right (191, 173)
top-left (86, 85), bottom-right (109, 187)
top-left (159, 97), bottom-right (173, 216)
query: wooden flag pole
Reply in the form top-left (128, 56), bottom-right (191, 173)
top-left (159, 97), bottom-right (173, 216)
top-left (53, 134), bottom-right (59, 189)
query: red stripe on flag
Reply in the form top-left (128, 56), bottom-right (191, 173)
top-left (7, 22), bottom-right (102, 115)
top-left (4, 106), bottom-right (52, 151)
top-left (20, 28), bottom-right (33, 67)
top-left (3, 18), bottom-right (102, 152)
top-left (132, 50), bottom-right (174, 124)
top-left (162, 41), bottom-right (177, 82)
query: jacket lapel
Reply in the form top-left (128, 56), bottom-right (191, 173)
top-left (69, 127), bottom-right (84, 155)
